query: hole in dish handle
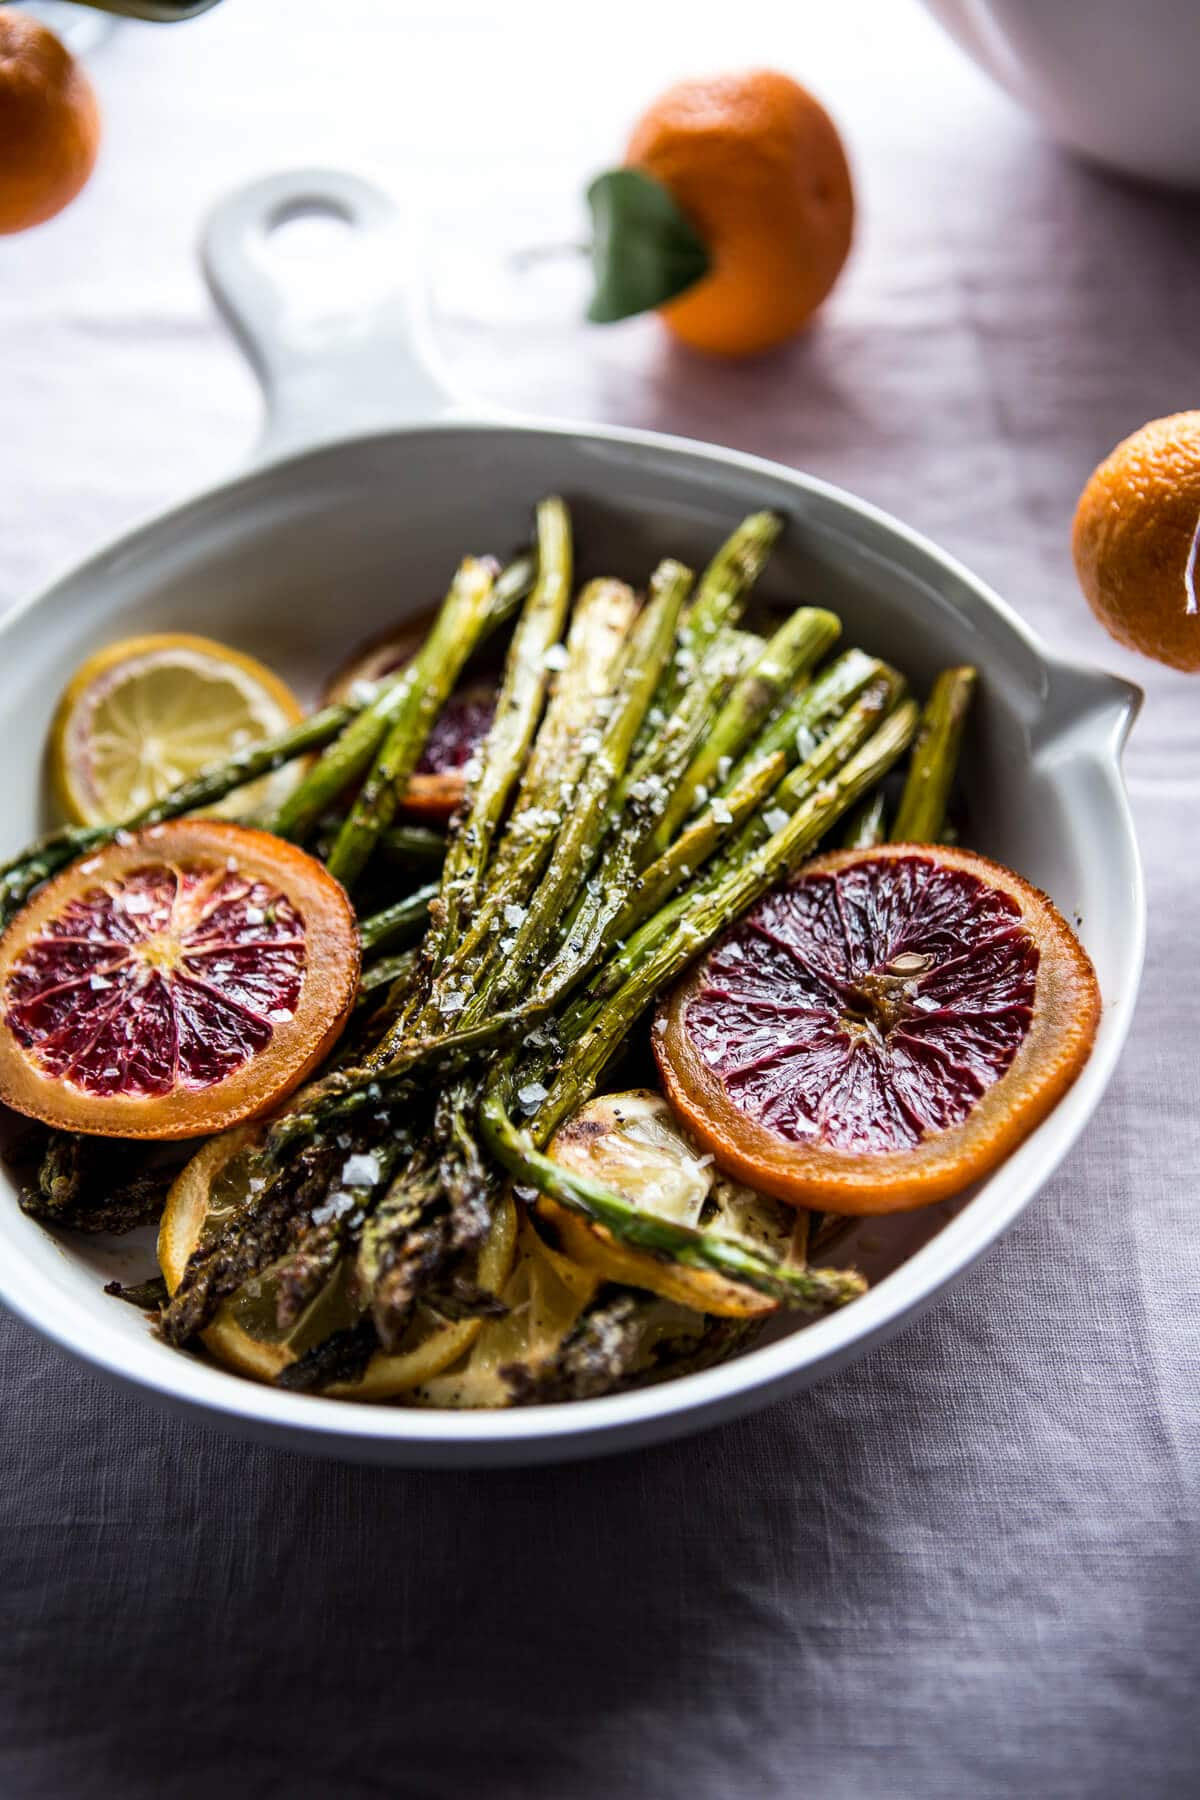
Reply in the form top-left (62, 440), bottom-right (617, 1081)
top-left (201, 169), bottom-right (459, 466)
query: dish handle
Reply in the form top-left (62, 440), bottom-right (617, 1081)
top-left (202, 168), bottom-right (457, 466)
top-left (1041, 663), bottom-right (1143, 766)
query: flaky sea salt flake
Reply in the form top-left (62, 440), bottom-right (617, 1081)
top-left (342, 1152), bottom-right (382, 1188)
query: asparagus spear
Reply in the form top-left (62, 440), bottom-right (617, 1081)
top-left (270, 1136), bottom-right (412, 1331)
top-left (524, 624), bottom-right (762, 1006)
top-left (609, 750), bottom-right (787, 944)
top-left (727, 672), bottom-right (905, 859)
top-left (429, 577), bottom-right (636, 993)
top-left (648, 605), bottom-right (841, 855)
top-left (536, 748), bottom-right (788, 1015)
top-left (272, 550), bottom-right (534, 848)
top-left (358, 885), bottom-right (437, 956)
top-left (479, 1083), bottom-right (865, 1314)
top-left (501, 1290), bottom-right (649, 1403)
top-left (891, 666), bottom-right (977, 842)
top-left (425, 497), bottom-right (574, 966)
top-left (486, 577), bottom-right (637, 884)
top-left (359, 1093), bottom-right (498, 1349)
top-left (262, 1006), bottom-right (525, 1162)
top-left (655, 510), bottom-right (782, 720)
top-left (619, 626), bottom-right (760, 818)
top-left (451, 558), bottom-right (692, 1024)
top-left (723, 646), bottom-right (881, 787)
top-left (563, 672), bottom-right (904, 1030)
top-left (160, 1131), bottom-right (366, 1347)
top-left (326, 555), bottom-right (500, 887)
top-left (274, 1321), bottom-right (378, 1393)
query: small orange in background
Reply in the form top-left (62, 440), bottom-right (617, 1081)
top-left (1073, 410), bottom-right (1200, 673)
top-left (0, 10), bottom-right (100, 235)
top-left (627, 69), bottom-right (854, 357)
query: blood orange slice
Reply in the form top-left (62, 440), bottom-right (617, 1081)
top-left (0, 821), bottom-right (359, 1139)
top-left (656, 844), bottom-right (1100, 1213)
top-left (326, 622), bottom-right (497, 822)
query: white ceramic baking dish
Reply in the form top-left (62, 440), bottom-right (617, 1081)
top-left (0, 171), bottom-right (1144, 1466)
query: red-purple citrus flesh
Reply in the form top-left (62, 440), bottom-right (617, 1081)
top-left (415, 681), bottom-right (496, 775)
top-left (0, 821), bottom-right (359, 1138)
top-left (4, 865), bottom-right (305, 1097)
top-left (656, 845), bottom-right (1100, 1213)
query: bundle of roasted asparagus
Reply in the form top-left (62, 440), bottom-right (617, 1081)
top-left (1, 497), bottom-right (974, 1402)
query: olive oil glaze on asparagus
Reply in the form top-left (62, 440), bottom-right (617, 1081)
top-left (3, 500), bottom-right (975, 1403)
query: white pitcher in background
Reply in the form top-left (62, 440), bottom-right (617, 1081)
top-left (921, 0), bottom-right (1200, 188)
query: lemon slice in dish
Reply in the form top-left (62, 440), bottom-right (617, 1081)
top-left (538, 1089), bottom-right (805, 1319)
top-left (50, 633), bottom-right (305, 826)
top-left (409, 1214), bottom-right (601, 1408)
top-left (159, 1125), bottom-right (518, 1399)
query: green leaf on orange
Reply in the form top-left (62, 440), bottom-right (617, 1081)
top-left (585, 168), bottom-right (711, 324)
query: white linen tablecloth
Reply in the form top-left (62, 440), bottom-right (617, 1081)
top-left (1, 4), bottom-right (1197, 1795)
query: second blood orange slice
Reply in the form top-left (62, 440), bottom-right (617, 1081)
top-left (656, 845), bottom-right (1100, 1213)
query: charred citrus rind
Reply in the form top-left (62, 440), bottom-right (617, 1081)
top-left (655, 844), bottom-right (1101, 1215)
top-left (535, 1194), bottom-right (778, 1319)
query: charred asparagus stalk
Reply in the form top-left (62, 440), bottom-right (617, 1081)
top-left (892, 665), bottom-right (977, 842)
top-left (273, 551), bottom-right (533, 848)
top-left (326, 555), bottom-right (500, 888)
top-left (480, 1081), bottom-right (865, 1314)
top-left (648, 604), bottom-right (840, 855)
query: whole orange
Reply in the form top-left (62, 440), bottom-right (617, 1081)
top-left (1072, 411), bottom-right (1200, 673)
top-left (626, 69), bottom-right (853, 358)
top-left (0, 11), bottom-right (101, 236)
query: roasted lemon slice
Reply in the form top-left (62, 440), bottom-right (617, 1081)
top-left (409, 1214), bottom-right (601, 1408)
top-left (50, 632), bottom-right (305, 826)
top-left (159, 1126), bottom-right (517, 1400)
top-left (539, 1089), bottom-right (803, 1319)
